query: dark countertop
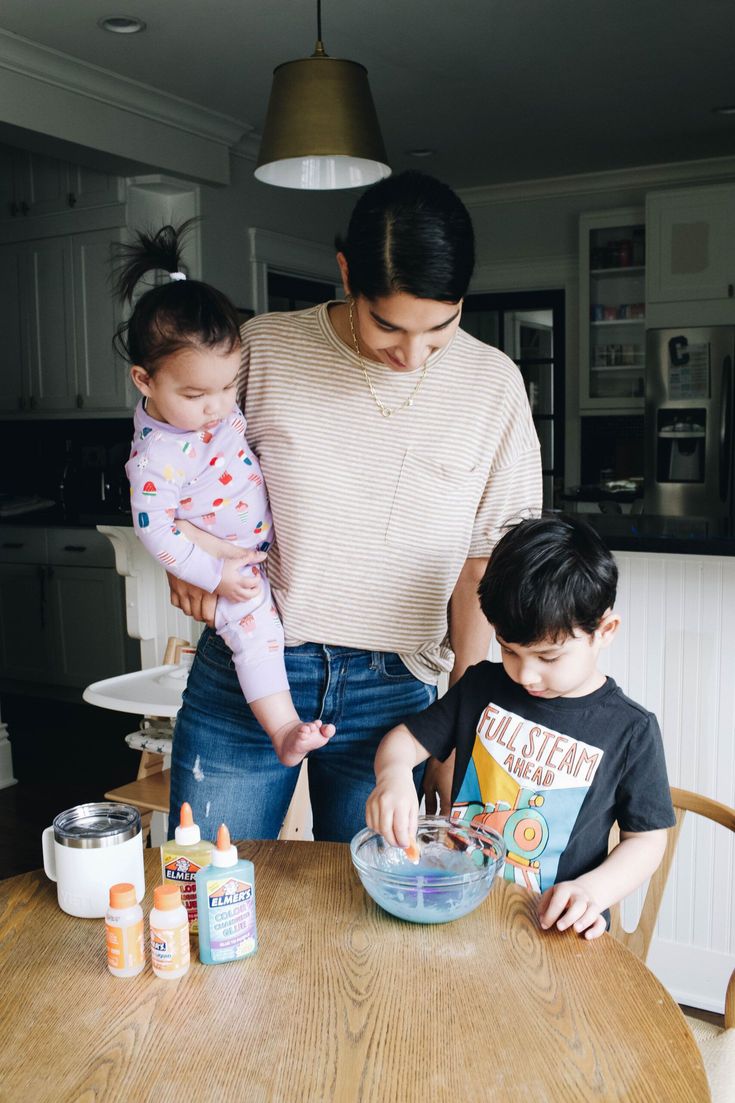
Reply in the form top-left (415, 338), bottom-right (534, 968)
top-left (0, 505), bottom-right (132, 529)
top-left (581, 513), bottom-right (735, 556)
top-left (2, 504), bottom-right (734, 556)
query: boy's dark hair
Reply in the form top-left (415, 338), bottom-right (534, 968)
top-left (335, 170), bottom-right (475, 303)
top-left (478, 515), bottom-right (618, 644)
top-left (112, 220), bottom-right (241, 373)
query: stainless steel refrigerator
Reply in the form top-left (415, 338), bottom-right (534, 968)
top-left (644, 327), bottom-right (734, 516)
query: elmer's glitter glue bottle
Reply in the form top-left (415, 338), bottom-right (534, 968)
top-left (160, 802), bottom-right (213, 935)
top-left (149, 883), bottom-right (190, 980)
top-left (196, 824), bottom-right (258, 965)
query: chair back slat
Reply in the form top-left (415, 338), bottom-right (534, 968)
top-left (608, 787), bottom-right (735, 1028)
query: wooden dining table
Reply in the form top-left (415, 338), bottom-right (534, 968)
top-left (0, 841), bottom-right (710, 1102)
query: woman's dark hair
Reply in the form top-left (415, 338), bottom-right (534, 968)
top-left (335, 170), bottom-right (475, 302)
top-left (113, 221), bottom-right (240, 372)
top-left (478, 515), bottom-right (618, 644)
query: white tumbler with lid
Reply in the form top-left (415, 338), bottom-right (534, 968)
top-left (42, 802), bottom-right (145, 918)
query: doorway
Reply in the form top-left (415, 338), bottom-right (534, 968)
top-left (462, 289), bottom-right (565, 509)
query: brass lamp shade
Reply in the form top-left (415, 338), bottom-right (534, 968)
top-left (255, 49), bottom-right (391, 189)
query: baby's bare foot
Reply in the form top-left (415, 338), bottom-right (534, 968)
top-left (276, 720), bottom-right (335, 767)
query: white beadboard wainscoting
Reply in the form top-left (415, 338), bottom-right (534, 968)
top-left (607, 551), bottom-right (735, 1013)
top-left (103, 526), bottom-right (734, 1012)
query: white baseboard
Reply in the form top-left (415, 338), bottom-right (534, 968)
top-left (646, 938), bottom-right (734, 1014)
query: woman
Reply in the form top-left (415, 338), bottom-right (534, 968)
top-left (167, 171), bottom-right (542, 842)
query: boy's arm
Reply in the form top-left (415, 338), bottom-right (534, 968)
top-left (366, 725), bottom-right (432, 848)
top-left (538, 828), bottom-right (668, 939)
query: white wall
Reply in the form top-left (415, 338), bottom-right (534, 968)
top-left (198, 153), bottom-right (355, 307)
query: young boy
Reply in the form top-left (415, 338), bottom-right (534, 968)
top-left (366, 515), bottom-right (675, 940)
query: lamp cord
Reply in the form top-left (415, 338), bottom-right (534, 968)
top-left (317, 0), bottom-right (322, 42)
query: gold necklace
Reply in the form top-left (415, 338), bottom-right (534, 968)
top-left (347, 297), bottom-right (430, 418)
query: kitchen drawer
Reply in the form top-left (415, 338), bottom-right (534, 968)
top-left (0, 526), bottom-right (48, 563)
top-left (47, 527), bottom-right (115, 568)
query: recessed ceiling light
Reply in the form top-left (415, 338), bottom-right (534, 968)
top-left (407, 149), bottom-right (435, 158)
top-left (98, 15), bottom-right (147, 34)
top-left (712, 105), bottom-right (735, 115)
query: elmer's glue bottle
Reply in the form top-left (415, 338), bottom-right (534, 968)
top-left (160, 802), bottom-right (213, 935)
top-left (105, 882), bottom-right (144, 977)
top-left (149, 883), bottom-right (190, 979)
top-left (196, 824), bottom-right (257, 965)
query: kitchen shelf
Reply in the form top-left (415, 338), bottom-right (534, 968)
top-left (590, 364), bottom-right (645, 372)
top-left (591, 318), bottom-right (645, 327)
top-left (590, 266), bottom-right (645, 277)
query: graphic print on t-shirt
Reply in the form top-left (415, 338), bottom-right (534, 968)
top-left (451, 701), bottom-right (604, 893)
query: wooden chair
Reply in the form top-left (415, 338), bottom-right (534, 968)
top-left (609, 787), bottom-right (735, 1101)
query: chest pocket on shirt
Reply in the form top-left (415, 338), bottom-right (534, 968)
top-left (385, 448), bottom-right (484, 553)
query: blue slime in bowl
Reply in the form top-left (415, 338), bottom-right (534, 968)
top-left (350, 815), bottom-right (505, 924)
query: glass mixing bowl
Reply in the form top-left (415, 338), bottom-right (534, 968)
top-left (350, 815), bottom-right (506, 924)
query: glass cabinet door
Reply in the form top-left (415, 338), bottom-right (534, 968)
top-left (579, 209), bottom-right (645, 411)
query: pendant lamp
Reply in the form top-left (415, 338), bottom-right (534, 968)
top-left (255, 0), bottom-right (391, 190)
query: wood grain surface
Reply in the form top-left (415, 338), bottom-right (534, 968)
top-left (0, 842), bottom-right (710, 1103)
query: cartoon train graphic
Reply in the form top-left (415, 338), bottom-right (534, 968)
top-left (451, 789), bottom-right (549, 893)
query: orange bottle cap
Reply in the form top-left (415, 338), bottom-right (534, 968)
top-left (179, 802), bottom-right (194, 828)
top-left (109, 882), bottom-right (137, 909)
top-left (216, 823), bottom-right (231, 850)
top-left (154, 883), bottom-right (182, 910)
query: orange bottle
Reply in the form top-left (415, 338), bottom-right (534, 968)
top-left (149, 883), bottom-right (190, 980)
top-left (105, 882), bottom-right (144, 977)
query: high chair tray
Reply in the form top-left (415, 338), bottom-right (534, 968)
top-left (83, 664), bottom-right (190, 717)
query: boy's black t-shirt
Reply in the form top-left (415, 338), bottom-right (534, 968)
top-left (405, 662), bottom-right (675, 895)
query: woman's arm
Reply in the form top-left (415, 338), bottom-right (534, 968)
top-left (423, 555), bottom-right (491, 814)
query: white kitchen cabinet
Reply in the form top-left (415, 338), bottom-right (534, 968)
top-left (646, 184), bottom-right (735, 323)
top-left (579, 207), bottom-right (646, 411)
top-left (0, 244), bottom-right (26, 413)
top-left (0, 526), bottom-right (136, 692)
top-left (0, 562), bottom-right (49, 681)
top-left (0, 229), bottom-right (130, 414)
top-left (72, 228), bottom-right (129, 411)
top-left (22, 236), bottom-right (77, 411)
top-left (0, 148), bottom-right (121, 222)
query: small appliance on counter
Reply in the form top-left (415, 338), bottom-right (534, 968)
top-left (645, 327), bottom-right (734, 517)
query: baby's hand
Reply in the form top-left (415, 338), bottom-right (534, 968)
top-left (272, 720), bottom-right (335, 768)
top-left (216, 556), bottom-right (264, 603)
top-left (537, 880), bottom-right (607, 940)
top-left (365, 769), bottom-right (419, 849)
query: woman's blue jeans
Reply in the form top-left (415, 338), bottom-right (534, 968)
top-left (168, 629), bottom-right (436, 843)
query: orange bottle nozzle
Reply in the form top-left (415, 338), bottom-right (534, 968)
top-left (216, 823), bottom-right (231, 851)
top-left (179, 802), bottom-right (194, 828)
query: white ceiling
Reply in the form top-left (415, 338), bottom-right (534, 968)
top-left (0, 0), bottom-right (733, 188)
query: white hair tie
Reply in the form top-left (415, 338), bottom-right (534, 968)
top-left (169, 271), bottom-right (187, 282)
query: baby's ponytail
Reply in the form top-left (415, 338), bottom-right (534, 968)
top-left (113, 221), bottom-right (241, 373)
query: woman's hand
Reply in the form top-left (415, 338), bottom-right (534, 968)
top-left (168, 574), bottom-right (218, 625)
top-left (422, 752), bottom-right (455, 815)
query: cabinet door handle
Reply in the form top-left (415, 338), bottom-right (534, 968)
top-left (67, 192), bottom-right (77, 208)
top-left (728, 283), bottom-right (734, 299)
top-left (2, 542), bottom-right (23, 549)
top-left (29, 395), bottom-right (37, 410)
top-left (63, 545), bottom-right (87, 553)
top-left (19, 201), bottom-right (29, 216)
top-left (76, 394), bottom-right (84, 409)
